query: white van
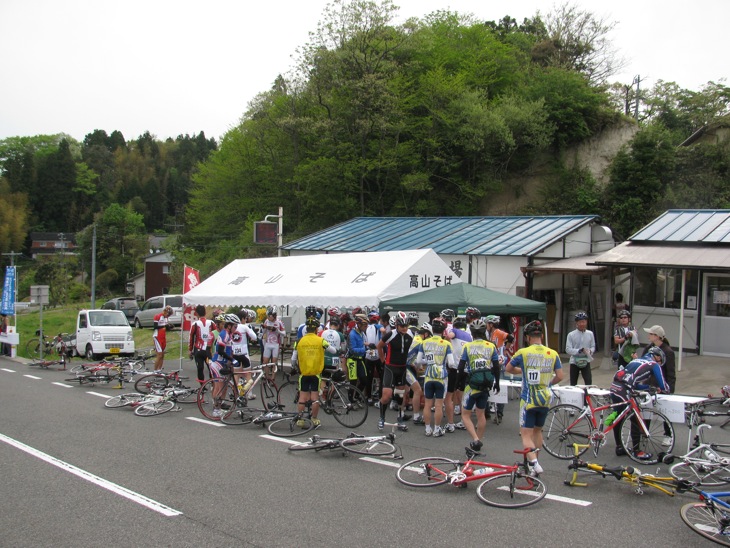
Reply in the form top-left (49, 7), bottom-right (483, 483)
top-left (75, 309), bottom-right (135, 360)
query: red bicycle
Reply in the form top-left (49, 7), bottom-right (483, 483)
top-left (542, 386), bottom-right (675, 465)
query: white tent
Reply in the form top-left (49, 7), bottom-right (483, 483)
top-left (183, 249), bottom-right (460, 309)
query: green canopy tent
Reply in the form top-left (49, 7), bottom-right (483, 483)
top-left (379, 282), bottom-right (546, 317)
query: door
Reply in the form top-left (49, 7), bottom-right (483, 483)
top-left (702, 274), bottom-right (730, 357)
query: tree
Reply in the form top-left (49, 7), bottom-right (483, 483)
top-left (0, 179), bottom-right (29, 257)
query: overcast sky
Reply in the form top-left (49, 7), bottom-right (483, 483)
top-left (1, 0), bottom-right (727, 143)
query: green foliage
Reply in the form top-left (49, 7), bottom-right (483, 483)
top-left (529, 164), bottom-right (601, 215)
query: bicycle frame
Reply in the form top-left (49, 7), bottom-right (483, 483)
top-left (415, 448), bottom-right (532, 487)
top-left (570, 388), bottom-right (654, 443)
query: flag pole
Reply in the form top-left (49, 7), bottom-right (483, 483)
top-left (179, 264), bottom-right (186, 370)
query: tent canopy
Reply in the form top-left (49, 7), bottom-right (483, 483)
top-left (380, 282), bottom-right (546, 317)
top-left (183, 249), bottom-right (460, 308)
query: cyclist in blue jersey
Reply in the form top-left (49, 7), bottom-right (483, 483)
top-left (506, 320), bottom-right (563, 475)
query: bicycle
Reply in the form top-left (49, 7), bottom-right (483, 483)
top-left (695, 386), bottom-right (730, 430)
top-left (288, 421), bottom-right (405, 458)
top-left (134, 368), bottom-right (194, 400)
top-left (564, 443), bottom-right (692, 496)
top-left (396, 447), bottom-right (547, 509)
top-left (276, 369), bottom-right (368, 429)
top-left (663, 424), bottom-right (730, 486)
top-left (105, 386), bottom-right (191, 416)
top-left (680, 486), bottom-right (730, 546)
top-left (197, 363), bottom-right (279, 421)
top-left (64, 360), bottom-right (130, 387)
top-left (26, 331), bottom-right (72, 362)
top-left (542, 385), bottom-right (675, 465)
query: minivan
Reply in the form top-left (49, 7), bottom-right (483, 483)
top-left (132, 295), bottom-right (183, 328)
top-left (101, 297), bottom-right (139, 322)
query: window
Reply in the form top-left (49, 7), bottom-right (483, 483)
top-left (633, 268), bottom-right (698, 309)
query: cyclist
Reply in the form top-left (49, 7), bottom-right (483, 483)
top-left (447, 315), bottom-right (472, 430)
top-left (376, 311), bottom-right (418, 430)
top-left (610, 346), bottom-right (670, 458)
top-left (297, 305), bottom-right (323, 341)
top-left (152, 305), bottom-right (173, 372)
top-left (188, 304), bottom-right (214, 385)
top-left (614, 309), bottom-right (638, 368)
top-left (411, 318), bottom-right (453, 436)
top-left (363, 310), bottom-right (383, 404)
top-left (485, 315), bottom-right (513, 424)
top-left (566, 311), bottom-right (595, 386)
top-left (458, 319), bottom-right (500, 451)
top-left (505, 320), bottom-right (563, 475)
top-left (261, 306), bottom-right (285, 380)
top-left (209, 314), bottom-right (240, 418)
top-left (231, 310), bottom-right (259, 397)
top-left (347, 314), bottom-right (369, 391)
top-left (291, 317), bottom-right (337, 427)
top-left (321, 316), bottom-right (347, 378)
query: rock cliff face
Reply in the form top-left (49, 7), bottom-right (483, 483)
top-left (482, 120), bottom-right (638, 214)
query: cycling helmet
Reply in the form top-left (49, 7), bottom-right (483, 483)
top-left (224, 313), bottom-right (240, 325)
top-left (485, 315), bottom-right (500, 325)
top-left (523, 320), bottom-right (543, 337)
top-left (368, 311), bottom-right (380, 321)
top-left (389, 316), bottom-right (396, 328)
top-left (328, 316), bottom-right (341, 326)
top-left (305, 317), bottom-right (320, 331)
top-left (395, 311), bottom-right (408, 327)
top-left (352, 307), bottom-right (363, 316)
top-left (419, 322), bottom-right (433, 336)
top-left (647, 345), bottom-right (666, 365)
top-left (328, 307), bottom-right (340, 317)
top-left (575, 311), bottom-right (589, 321)
top-left (617, 309), bottom-right (632, 318)
top-left (431, 318), bottom-right (446, 333)
top-left (440, 308), bottom-right (454, 321)
top-left (465, 307), bottom-right (481, 321)
top-left (246, 309), bottom-right (257, 321)
top-left (407, 311), bottom-right (419, 326)
top-left (354, 313), bottom-right (369, 325)
top-left (305, 305), bottom-right (317, 318)
top-left (215, 313), bottom-right (226, 323)
top-left (453, 316), bottom-right (467, 329)
top-left (470, 319), bottom-right (487, 333)
top-left (266, 306), bottom-right (277, 317)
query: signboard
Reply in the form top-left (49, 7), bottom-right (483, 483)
top-left (254, 221), bottom-right (278, 245)
top-left (1, 266), bottom-right (15, 315)
top-left (30, 285), bottom-right (50, 305)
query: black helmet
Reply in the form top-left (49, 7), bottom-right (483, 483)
top-left (305, 305), bottom-right (317, 318)
top-left (647, 345), bottom-right (666, 365)
top-left (267, 306), bottom-right (277, 317)
top-left (575, 311), bottom-right (589, 321)
top-left (431, 318), bottom-right (446, 333)
top-left (617, 309), bottom-right (632, 318)
top-left (440, 309), bottom-right (454, 321)
top-left (305, 317), bottom-right (320, 331)
top-left (523, 320), bottom-right (543, 337)
top-left (465, 306), bottom-right (481, 320)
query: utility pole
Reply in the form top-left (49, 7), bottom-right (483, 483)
top-left (633, 75), bottom-right (642, 120)
top-left (91, 225), bottom-right (97, 309)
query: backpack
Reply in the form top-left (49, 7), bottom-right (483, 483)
top-left (468, 367), bottom-right (494, 391)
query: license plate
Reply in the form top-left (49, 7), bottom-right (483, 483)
top-left (109, 348), bottom-right (120, 354)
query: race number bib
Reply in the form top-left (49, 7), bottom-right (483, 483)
top-left (425, 352), bottom-right (435, 366)
top-left (366, 349), bottom-right (378, 360)
top-left (473, 358), bottom-right (487, 370)
top-left (332, 357), bottom-right (340, 367)
top-left (526, 368), bottom-right (540, 385)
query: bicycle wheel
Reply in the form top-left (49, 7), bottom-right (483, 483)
top-left (671, 461), bottom-right (730, 487)
top-left (134, 400), bottom-right (176, 416)
top-left (476, 472), bottom-right (547, 508)
top-left (276, 381), bottom-right (300, 412)
top-left (220, 406), bottom-right (259, 426)
top-left (542, 405), bottom-right (592, 459)
top-left (680, 501), bottom-right (730, 546)
top-left (105, 393), bottom-right (145, 408)
top-left (134, 374), bottom-right (169, 394)
top-left (26, 338), bottom-right (41, 360)
top-left (327, 383), bottom-right (368, 428)
top-left (259, 377), bottom-right (279, 411)
top-left (288, 438), bottom-right (340, 452)
top-left (268, 416), bottom-right (315, 437)
top-left (170, 385), bottom-right (198, 404)
top-left (699, 398), bottom-right (730, 428)
top-left (396, 457), bottom-right (459, 487)
top-left (341, 436), bottom-right (396, 457)
top-left (64, 376), bottom-right (90, 384)
top-left (198, 377), bottom-right (237, 421)
top-left (620, 408), bottom-right (674, 465)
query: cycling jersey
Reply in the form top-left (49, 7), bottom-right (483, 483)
top-left (189, 318), bottom-right (213, 353)
top-left (321, 328), bottom-right (345, 369)
top-left (449, 328), bottom-right (472, 369)
top-left (213, 329), bottom-right (234, 364)
top-left (508, 345), bottom-right (562, 409)
top-left (293, 332), bottom-right (334, 376)
top-left (412, 336), bottom-right (453, 381)
top-left (459, 339), bottom-right (500, 393)
top-left (610, 357), bottom-right (669, 399)
top-left (262, 319), bottom-right (285, 345)
top-left (381, 329), bottom-right (413, 367)
top-left (231, 323), bottom-right (257, 356)
top-left (153, 312), bottom-right (168, 349)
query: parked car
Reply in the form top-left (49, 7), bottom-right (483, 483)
top-left (101, 297), bottom-right (139, 321)
top-left (75, 309), bottom-right (135, 360)
top-left (133, 294), bottom-right (183, 328)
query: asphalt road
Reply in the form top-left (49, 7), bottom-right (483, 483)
top-left (0, 356), bottom-right (721, 547)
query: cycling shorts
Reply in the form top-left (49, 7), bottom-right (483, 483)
top-left (463, 388), bottom-right (489, 411)
top-left (382, 365), bottom-right (406, 389)
top-left (424, 380), bottom-right (446, 400)
top-left (446, 368), bottom-right (467, 393)
top-left (232, 354), bottom-right (252, 370)
top-left (519, 401), bottom-right (549, 429)
top-left (299, 374), bottom-right (320, 393)
top-left (263, 343), bottom-right (280, 359)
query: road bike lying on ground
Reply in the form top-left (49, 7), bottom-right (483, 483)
top-left (663, 424), bottom-right (730, 487)
top-left (104, 385), bottom-right (195, 416)
top-left (543, 386), bottom-right (674, 465)
top-left (680, 487), bottom-right (730, 546)
top-left (396, 447), bottom-right (547, 509)
top-left (288, 421), bottom-right (406, 458)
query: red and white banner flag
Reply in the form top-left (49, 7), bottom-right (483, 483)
top-left (182, 266), bottom-right (200, 332)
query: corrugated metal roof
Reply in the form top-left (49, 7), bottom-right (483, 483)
top-left (283, 216), bottom-right (598, 257)
top-left (590, 242), bottom-right (730, 270)
top-left (630, 210), bottom-right (730, 243)
top-left (525, 255), bottom-right (607, 274)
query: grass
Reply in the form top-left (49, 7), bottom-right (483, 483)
top-left (9, 303), bottom-right (186, 360)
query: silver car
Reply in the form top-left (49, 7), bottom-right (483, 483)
top-left (132, 295), bottom-right (183, 328)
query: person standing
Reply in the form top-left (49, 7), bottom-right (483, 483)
top-left (261, 306), bottom-right (285, 380)
top-left (1, 314), bottom-right (11, 356)
top-left (363, 311), bottom-right (383, 404)
top-left (565, 312), bottom-right (595, 386)
top-left (506, 320), bottom-right (563, 475)
top-left (643, 325), bottom-right (676, 394)
top-left (188, 305), bottom-right (214, 385)
top-left (152, 305), bottom-right (173, 372)
top-left (376, 311), bottom-right (416, 430)
top-left (321, 316), bottom-right (346, 377)
top-left (613, 309), bottom-right (638, 369)
top-left (485, 315), bottom-right (513, 424)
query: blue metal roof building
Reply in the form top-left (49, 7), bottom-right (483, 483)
top-left (283, 215), bottom-right (601, 257)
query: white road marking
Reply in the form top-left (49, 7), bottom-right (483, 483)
top-left (185, 416), bottom-right (225, 427)
top-left (260, 434), bottom-right (299, 444)
top-left (52, 382), bottom-right (73, 388)
top-left (359, 456), bottom-right (403, 468)
top-left (1, 368), bottom-right (16, 372)
top-left (86, 391), bottom-right (111, 399)
top-left (0, 432), bottom-right (182, 516)
top-left (23, 374), bottom-right (42, 379)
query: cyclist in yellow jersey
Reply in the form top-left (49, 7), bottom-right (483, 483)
top-left (505, 320), bottom-right (563, 475)
top-left (291, 317), bottom-right (337, 427)
top-left (457, 319), bottom-right (500, 452)
top-left (411, 319), bottom-right (453, 437)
